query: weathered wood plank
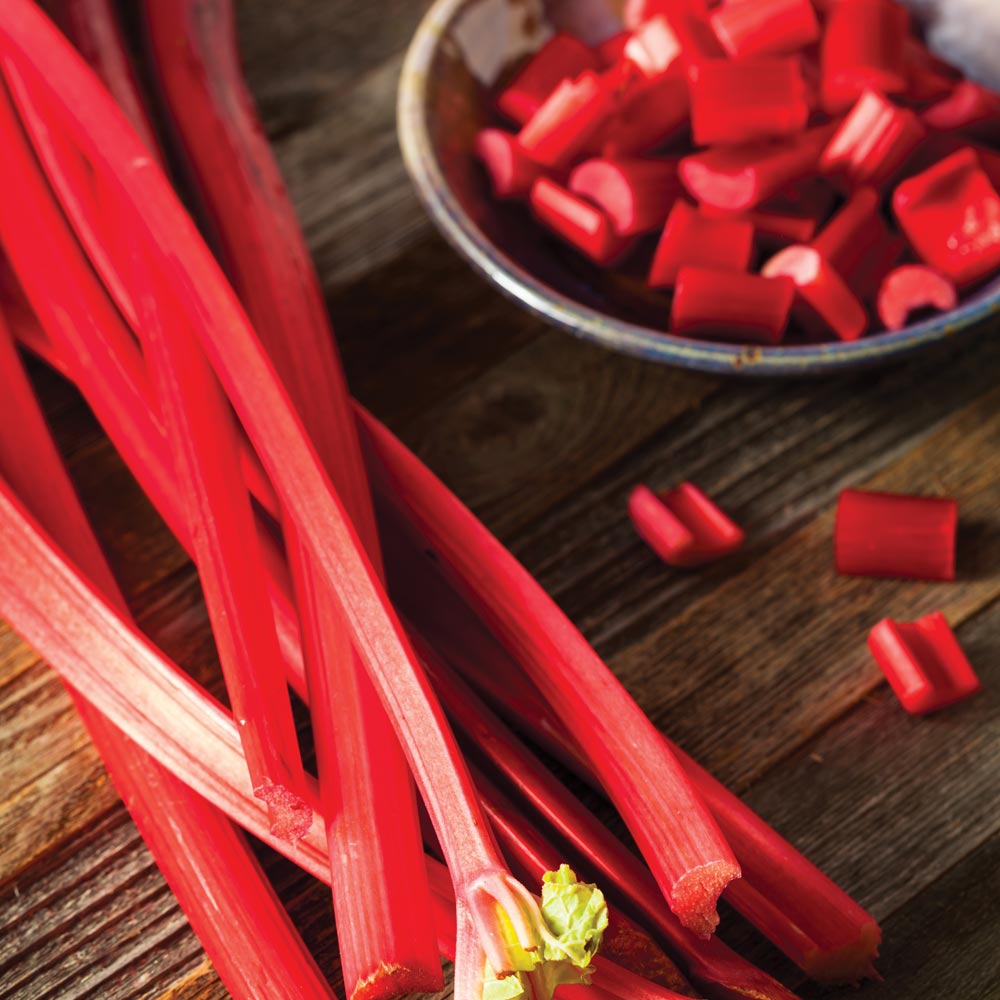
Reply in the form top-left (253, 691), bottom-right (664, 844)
top-left (610, 382), bottom-right (1000, 790)
top-left (801, 828), bottom-right (1000, 999)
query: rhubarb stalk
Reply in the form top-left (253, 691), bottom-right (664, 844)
top-left (0, 9), bottom-right (602, 996)
top-left (139, 1), bottom-right (443, 993)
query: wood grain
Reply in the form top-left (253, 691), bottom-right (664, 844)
top-left (0, 1), bottom-right (998, 998)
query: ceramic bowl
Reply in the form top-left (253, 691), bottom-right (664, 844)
top-left (397, 0), bottom-right (1000, 375)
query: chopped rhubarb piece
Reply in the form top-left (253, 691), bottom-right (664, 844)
top-left (745, 209), bottom-right (819, 247)
top-left (850, 234), bottom-right (906, 302)
top-left (497, 33), bottom-right (599, 125)
top-left (649, 200), bottom-right (754, 287)
top-left (597, 31), bottom-right (631, 68)
top-left (763, 245), bottom-right (868, 341)
top-left (877, 265), bottom-right (957, 330)
top-left (569, 157), bottom-right (682, 236)
top-left (624, 15), bottom-right (682, 78)
top-left (671, 267), bottom-right (794, 344)
top-left (624, 0), bottom-right (708, 30)
top-left (820, 0), bottom-right (908, 113)
top-left (475, 128), bottom-right (542, 198)
top-left (599, 71), bottom-right (689, 158)
top-left (904, 37), bottom-right (959, 105)
top-left (922, 79), bottom-right (1000, 139)
top-left (892, 147), bottom-right (1000, 287)
top-left (709, 0), bottom-right (819, 59)
top-left (629, 483), bottom-right (744, 567)
top-left (810, 186), bottom-right (886, 279)
top-left (835, 488), bottom-right (958, 581)
top-left (820, 89), bottom-right (926, 188)
top-left (518, 71), bottom-right (613, 169)
top-left (689, 57), bottom-right (809, 147)
top-left (531, 177), bottom-right (633, 263)
top-left (868, 612), bottom-right (981, 715)
top-left (679, 124), bottom-right (834, 211)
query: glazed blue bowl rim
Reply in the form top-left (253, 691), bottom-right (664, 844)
top-left (397, 0), bottom-right (1000, 376)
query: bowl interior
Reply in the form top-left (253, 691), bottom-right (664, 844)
top-left (403, 0), bottom-right (1000, 373)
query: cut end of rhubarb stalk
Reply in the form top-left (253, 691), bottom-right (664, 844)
top-left (351, 960), bottom-right (447, 1000)
top-left (255, 780), bottom-right (313, 842)
top-left (670, 860), bottom-right (741, 938)
top-left (802, 919), bottom-right (882, 984)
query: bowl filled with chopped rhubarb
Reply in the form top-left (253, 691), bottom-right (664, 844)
top-left (398, 0), bottom-right (1000, 374)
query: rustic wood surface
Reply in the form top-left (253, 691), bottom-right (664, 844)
top-left (2, 2), bottom-right (1000, 998)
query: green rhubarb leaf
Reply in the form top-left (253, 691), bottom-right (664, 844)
top-left (482, 966), bottom-right (527, 1000)
top-left (539, 864), bottom-right (608, 969)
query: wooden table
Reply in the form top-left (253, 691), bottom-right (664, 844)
top-left (2, 3), bottom-right (999, 998)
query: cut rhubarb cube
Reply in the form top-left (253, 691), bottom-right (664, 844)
top-left (877, 265), bottom-right (957, 330)
top-left (629, 482), bottom-right (744, 567)
top-left (820, 0), bottom-right (908, 113)
top-left (763, 245), bottom-right (868, 341)
top-left (820, 89), bottom-right (925, 188)
top-left (497, 34), bottom-right (600, 125)
top-left (689, 57), bottom-right (810, 147)
top-left (868, 612), bottom-right (980, 715)
top-left (835, 488), bottom-right (958, 581)
top-left (530, 177), bottom-right (633, 264)
top-left (709, 0), bottom-right (819, 59)
top-left (892, 147), bottom-right (1000, 287)
top-left (569, 157), bottom-right (682, 236)
top-left (649, 200), bottom-right (754, 287)
top-left (671, 267), bottom-right (795, 344)
top-left (475, 129), bottom-right (542, 198)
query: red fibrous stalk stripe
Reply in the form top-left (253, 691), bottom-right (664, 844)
top-left (45, 0), bottom-right (164, 164)
top-left (0, 308), bottom-right (336, 1000)
top-left (125, 198), bottom-right (311, 839)
top-left (354, 411), bottom-right (739, 937)
top-left (139, 2), bottom-right (442, 995)
top-left (382, 518), bottom-right (880, 984)
top-left (0, 8), bottom-right (560, 993)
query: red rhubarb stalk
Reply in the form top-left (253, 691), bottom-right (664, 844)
top-left (356, 411), bottom-right (740, 937)
top-left (139, 2), bottom-right (442, 994)
top-left (381, 517), bottom-right (880, 983)
top-left (0, 308), bottom-right (336, 1000)
top-left (0, 10), bottom-right (602, 996)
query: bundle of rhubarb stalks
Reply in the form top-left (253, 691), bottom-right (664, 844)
top-left (0, 2), bottom-right (878, 999)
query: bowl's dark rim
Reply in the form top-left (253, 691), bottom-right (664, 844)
top-left (397, 0), bottom-right (1000, 375)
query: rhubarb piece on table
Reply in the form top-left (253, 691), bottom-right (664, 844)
top-left (518, 71), bottom-right (613, 169)
top-left (868, 612), bottom-right (981, 714)
top-left (531, 177), bottom-right (633, 263)
top-left (834, 488), bottom-right (958, 581)
top-left (709, 0), bottom-right (819, 59)
top-left (763, 245), bottom-right (868, 341)
top-left (569, 157), bottom-right (682, 236)
top-left (877, 265), bottom-right (957, 330)
top-left (475, 128), bottom-right (542, 198)
top-left (497, 32), bottom-right (600, 125)
top-left (820, 89), bottom-right (926, 188)
top-left (671, 267), bottom-right (795, 344)
top-left (820, 0), bottom-right (908, 112)
top-left (679, 124), bottom-right (834, 211)
top-left (629, 483), bottom-right (744, 567)
top-left (922, 79), bottom-right (1000, 139)
top-left (689, 56), bottom-right (809, 146)
top-left (892, 147), bottom-right (1000, 287)
top-left (649, 200), bottom-right (754, 287)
